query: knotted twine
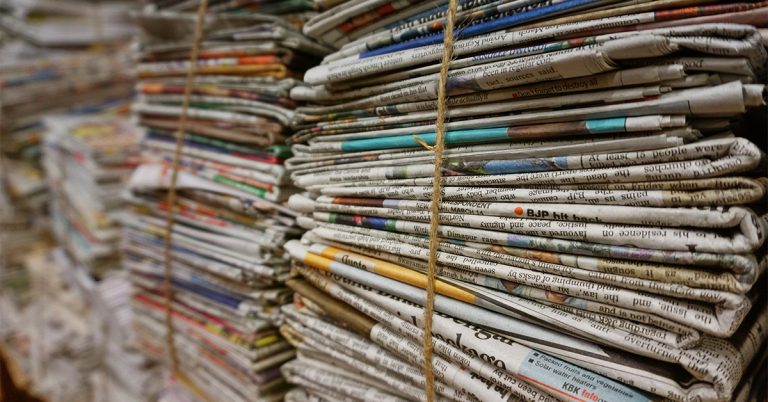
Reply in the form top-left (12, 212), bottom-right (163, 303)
top-left (422, 1), bottom-right (459, 401)
top-left (161, 0), bottom-right (212, 398)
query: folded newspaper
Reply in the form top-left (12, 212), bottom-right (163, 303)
top-left (125, 8), bottom-right (329, 402)
top-left (282, 1), bottom-right (768, 402)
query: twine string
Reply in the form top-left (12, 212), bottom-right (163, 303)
top-left (422, 1), bottom-right (459, 401)
top-left (161, 0), bottom-right (209, 374)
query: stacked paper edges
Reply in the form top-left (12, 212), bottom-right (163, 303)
top-left (43, 116), bottom-right (141, 276)
top-left (123, 11), bottom-right (329, 402)
top-left (281, 1), bottom-right (768, 402)
top-left (0, 50), bottom-right (134, 255)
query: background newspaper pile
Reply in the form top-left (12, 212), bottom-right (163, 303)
top-left (0, 248), bottom-right (160, 402)
top-left (0, 0), bottom-right (136, 47)
top-left (0, 52), bottom-right (134, 261)
top-left (0, 5), bottom-right (149, 399)
top-left (42, 114), bottom-right (141, 278)
top-left (282, 1), bottom-right (768, 402)
top-left (144, 0), bottom-right (319, 27)
top-left (124, 6), bottom-right (331, 402)
top-left (0, 0), bottom-right (135, 272)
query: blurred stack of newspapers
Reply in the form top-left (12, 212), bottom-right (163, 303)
top-left (144, 0), bottom-right (319, 27)
top-left (0, 248), bottom-right (160, 402)
top-left (0, 51), bottom-right (134, 244)
top-left (123, 8), bottom-right (331, 402)
top-left (282, 1), bottom-right (768, 402)
top-left (93, 273), bottom-right (164, 402)
top-left (0, 7), bottom-right (135, 267)
top-left (42, 114), bottom-right (141, 278)
top-left (0, 0), bottom-right (136, 47)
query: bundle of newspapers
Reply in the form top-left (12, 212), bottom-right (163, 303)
top-left (0, 0), bottom-right (136, 47)
top-left (0, 248), bottom-right (159, 402)
top-left (144, 0), bottom-right (318, 24)
top-left (42, 114), bottom-right (141, 277)
top-left (48, 249), bottom-right (163, 402)
top-left (282, 1), bottom-right (768, 402)
top-left (0, 48), bottom-right (134, 264)
top-left (124, 9), bottom-right (330, 402)
top-left (0, 50), bottom-right (134, 202)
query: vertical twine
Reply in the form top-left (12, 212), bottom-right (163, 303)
top-left (423, 1), bottom-right (459, 401)
top-left (161, 0), bottom-right (209, 373)
top-left (92, 0), bottom-right (105, 52)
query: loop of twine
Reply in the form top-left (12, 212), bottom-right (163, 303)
top-left (423, 1), bottom-right (459, 401)
top-left (161, 0), bottom-right (209, 380)
top-left (412, 135), bottom-right (436, 152)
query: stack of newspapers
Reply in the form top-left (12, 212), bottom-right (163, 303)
top-left (48, 249), bottom-right (162, 402)
top-left (0, 49), bottom-right (134, 265)
top-left (1, 248), bottom-right (160, 402)
top-left (90, 271), bottom-right (163, 402)
top-left (144, 0), bottom-right (318, 24)
top-left (282, 1), bottom-right (768, 402)
top-left (43, 115), bottom-right (141, 277)
top-left (23, 250), bottom-right (103, 402)
top-left (0, 0), bottom-right (136, 47)
top-left (0, 50), bottom-right (134, 210)
top-left (124, 9), bottom-right (330, 402)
